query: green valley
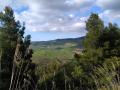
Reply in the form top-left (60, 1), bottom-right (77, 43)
top-left (31, 37), bottom-right (85, 64)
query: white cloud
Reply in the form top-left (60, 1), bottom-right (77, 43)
top-left (0, 0), bottom-right (95, 33)
top-left (1, 0), bottom-right (120, 34)
top-left (73, 22), bottom-right (85, 27)
top-left (99, 10), bottom-right (120, 22)
top-left (96, 0), bottom-right (120, 20)
top-left (69, 14), bottom-right (75, 18)
top-left (96, 0), bottom-right (120, 11)
top-left (65, 0), bottom-right (94, 8)
top-left (13, 0), bottom-right (92, 33)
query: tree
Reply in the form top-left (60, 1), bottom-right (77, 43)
top-left (9, 34), bottom-right (37, 90)
top-left (0, 6), bottom-right (31, 90)
top-left (84, 13), bottom-right (104, 49)
top-left (81, 13), bottom-right (120, 89)
top-left (98, 23), bottom-right (120, 58)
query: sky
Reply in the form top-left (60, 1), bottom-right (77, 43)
top-left (0, 0), bottom-right (120, 41)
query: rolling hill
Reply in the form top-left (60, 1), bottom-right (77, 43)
top-left (31, 36), bottom-right (85, 64)
top-left (31, 36), bottom-right (85, 49)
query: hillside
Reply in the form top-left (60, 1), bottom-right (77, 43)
top-left (31, 36), bottom-right (85, 64)
top-left (31, 36), bottom-right (85, 49)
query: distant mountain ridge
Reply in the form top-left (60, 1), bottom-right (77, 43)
top-left (31, 36), bottom-right (85, 49)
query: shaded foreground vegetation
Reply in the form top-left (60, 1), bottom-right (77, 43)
top-left (0, 7), bottom-right (120, 90)
top-left (0, 7), bottom-right (37, 90)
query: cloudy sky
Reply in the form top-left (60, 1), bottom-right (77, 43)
top-left (0, 0), bottom-right (120, 41)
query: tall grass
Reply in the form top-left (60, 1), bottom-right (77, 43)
top-left (92, 60), bottom-right (120, 90)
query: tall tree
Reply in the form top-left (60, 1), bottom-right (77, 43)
top-left (84, 13), bottom-right (104, 49)
top-left (0, 6), bottom-right (25, 89)
top-left (9, 34), bottom-right (37, 90)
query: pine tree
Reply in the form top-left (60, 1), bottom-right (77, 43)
top-left (84, 13), bottom-right (104, 49)
top-left (0, 6), bottom-right (26, 90)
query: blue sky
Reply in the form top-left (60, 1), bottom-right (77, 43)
top-left (0, 0), bottom-right (120, 41)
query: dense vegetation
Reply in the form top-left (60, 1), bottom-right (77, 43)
top-left (0, 7), bottom-right (120, 90)
top-left (35, 14), bottom-right (120, 90)
top-left (0, 7), bottom-right (37, 90)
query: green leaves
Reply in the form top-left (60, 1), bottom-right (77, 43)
top-left (84, 13), bottom-right (104, 49)
top-left (86, 13), bottom-right (104, 32)
top-left (71, 66), bottom-right (83, 79)
top-left (0, 7), bottom-right (35, 90)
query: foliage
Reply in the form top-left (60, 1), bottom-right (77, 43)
top-left (84, 13), bottom-right (104, 49)
top-left (0, 7), bottom-right (37, 90)
top-left (35, 13), bottom-right (120, 90)
top-left (92, 57), bottom-right (120, 90)
top-left (0, 6), bottom-right (25, 89)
